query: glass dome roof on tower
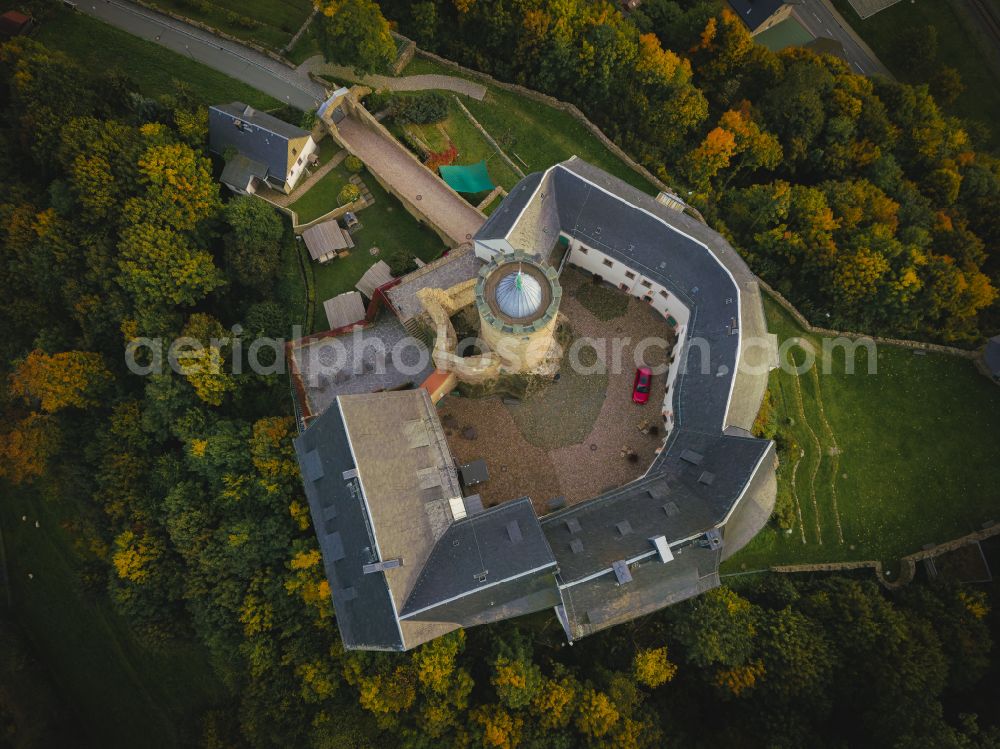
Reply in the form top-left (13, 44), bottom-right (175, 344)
top-left (495, 268), bottom-right (543, 319)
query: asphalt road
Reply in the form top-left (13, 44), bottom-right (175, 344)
top-left (76, 0), bottom-right (327, 110)
top-left (793, 0), bottom-right (893, 78)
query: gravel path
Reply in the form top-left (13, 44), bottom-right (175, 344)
top-left (304, 57), bottom-right (487, 100)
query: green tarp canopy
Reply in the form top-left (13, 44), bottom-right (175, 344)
top-left (439, 160), bottom-right (495, 193)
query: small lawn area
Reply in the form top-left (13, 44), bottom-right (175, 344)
top-left (388, 97), bottom-right (522, 193)
top-left (403, 57), bottom-right (659, 194)
top-left (289, 162), bottom-right (352, 224)
top-left (304, 169), bottom-right (447, 331)
top-left (33, 9), bottom-right (280, 108)
top-left (141, 0), bottom-right (310, 51)
top-left (829, 0), bottom-right (1000, 150)
top-left (723, 295), bottom-right (1000, 572)
top-left (1, 484), bottom-right (230, 748)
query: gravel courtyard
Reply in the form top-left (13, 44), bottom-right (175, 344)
top-left (440, 270), bottom-right (675, 515)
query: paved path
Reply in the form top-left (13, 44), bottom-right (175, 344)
top-left (305, 57), bottom-right (487, 101)
top-left (794, 0), bottom-right (893, 78)
top-left (77, 0), bottom-right (327, 109)
top-left (336, 116), bottom-right (484, 245)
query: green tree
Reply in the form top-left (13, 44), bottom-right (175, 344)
top-left (315, 0), bottom-right (396, 76)
top-left (10, 350), bottom-right (111, 412)
top-left (223, 196), bottom-right (284, 292)
top-left (117, 223), bottom-right (224, 312)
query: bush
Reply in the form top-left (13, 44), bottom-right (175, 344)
top-left (386, 247), bottom-right (417, 276)
top-left (365, 90), bottom-right (393, 113)
top-left (337, 184), bottom-right (361, 205)
top-left (391, 92), bottom-right (448, 125)
top-left (344, 155), bottom-right (364, 173)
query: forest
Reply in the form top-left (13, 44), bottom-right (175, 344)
top-left (0, 0), bottom-right (999, 746)
top-left (375, 0), bottom-right (1000, 344)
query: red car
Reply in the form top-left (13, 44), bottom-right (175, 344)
top-left (632, 367), bottom-right (652, 404)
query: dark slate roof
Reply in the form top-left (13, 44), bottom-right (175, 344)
top-left (726, 0), bottom-right (788, 31)
top-left (986, 336), bottom-right (1000, 377)
top-left (400, 498), bottom-right (557, 617)
top-left (293, 403), bottom-right (403, 651)
top-left (543, 434), bottom-right (771, 583)
top-left (408, 569), bottom-right (561, 626)
top-left (220, 154), bottom-right (267, 189)
top-left (479, 159), bottom-right (774, 606)
top-left (475, 171), bottom-right (543, 241)
top-left (209, 102), bottom-right (308, 185)
top-left (558, 544), bottom-right (721, 639)
top-left (550, 162), bottom-right (740, 432)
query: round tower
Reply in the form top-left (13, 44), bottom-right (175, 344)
top-left (475, 251), bottom-right (562, 372)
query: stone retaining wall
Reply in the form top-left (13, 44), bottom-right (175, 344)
top-left (452, 96), bottom-right (524, 178)
top-left (293, 197), bottom-right (367, 233)
top-left (390, 32), bottom-right (416, 76)
top-left (253, 189), bottom-right (365, 233)
top-left (771, 522), bottom-right (1000, 589)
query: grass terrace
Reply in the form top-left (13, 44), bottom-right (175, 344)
top-left (288, 161), bottom-right (352, 224)
top-left (387, 95), bottom-right (522, 194)
top-left (33, 9), bottom-right (281, 107)
top-left (402, 56), bottom-right (660, 194)
top-left (724, 295), bottom-right (1000, 571)
top-left (141, 0), bottom-right (311, 50)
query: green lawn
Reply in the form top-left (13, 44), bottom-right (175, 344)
top-left (140, 0), bottom-right (310, 50)
top-left (400, 57), bottom-right (659, 194)
top-left (289, 162), bottom-right (351, 224)
top-left (304, 169), bottom-right (447, 330)
top-left (830, 0), bottom-right (1000, 150)
top-left (34, 9), bottom-right (280, 108)
top-left (1, 485), bottom-right (229, 748)
top-left (724, 295), bottom-right (1000, 571)
top-left (390, 98), bottom-right (522, 193)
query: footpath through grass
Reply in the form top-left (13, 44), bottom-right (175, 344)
top-left (34, 9), bottom-right (281, 108)
top-left (1, 485), bottom-right (229, 748)
top-left (725, 295), bottom-right (1000, 571)
top-left (829, 0), bottom-right (1000, 150)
